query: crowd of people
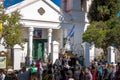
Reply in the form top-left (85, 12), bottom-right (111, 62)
top-left (0, 54), bottom-right (120, 80)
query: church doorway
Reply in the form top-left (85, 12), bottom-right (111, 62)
top-left (32, 39), bottom-right (47, 61)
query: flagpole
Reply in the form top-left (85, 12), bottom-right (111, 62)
top-left (73, 29), bottom-right (75, 54)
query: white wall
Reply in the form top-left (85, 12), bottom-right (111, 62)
top-left (20, 0), bottom-right (61, 22)
top-left (13, 43), bottom-right (28, 70)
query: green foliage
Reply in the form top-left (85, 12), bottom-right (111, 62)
top-left (0, 4), bottom-right (24, 48)
top-left (83, 21), bottom-right (107, 48)
top-left (108, 21), bottom-right (120, 51)
top-left (88, 0), bottom-right (120, 22)
top-left (83, 0), bottom-right (120, 56)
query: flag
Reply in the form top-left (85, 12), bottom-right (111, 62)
top-left (0, 23), bottom-right (2, 34)
top-left (66, 24), bottom-right (75, 39)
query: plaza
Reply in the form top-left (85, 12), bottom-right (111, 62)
top-left (0, 0), bottom-right (120, 80)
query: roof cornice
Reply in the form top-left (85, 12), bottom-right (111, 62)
top-left (42, 0), bottom-right (61, 14)
top-left (5, 0), bottom-right (72, 22)
top-left (5, 0), bottom-right (38, 13)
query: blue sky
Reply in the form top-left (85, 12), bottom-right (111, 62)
top-left (51, 0), bottom-right (60, 7)
top-left (4, 0), bottom-right (60, 8)
top-left (4, 0), bottom-right (24, 8)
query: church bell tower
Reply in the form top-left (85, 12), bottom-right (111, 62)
top-left (61, 0), bottom-right (88, 22)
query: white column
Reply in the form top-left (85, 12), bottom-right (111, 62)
top-left (29, 27), bottom-right (34, 63)
top-left (107, 46), bottom-right (115, 63)
top-left (44, 43), bottom-right (48, 62)
top-left (48, 28), bottom-right (52, 54)
top-left (110, 46), bottom-right (115, 63)
top-left (89, 44), bottom-right (95, 62)
top-left (14, 45), bottom-right (22, 70)
top-left (82, 42), bottom-right (90, 67)
top-left (52, 41), bottom-right (59, 64)
top-left (13, 43), bottom-right (28, 70)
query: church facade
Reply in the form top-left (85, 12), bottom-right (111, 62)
top-left (3, 0), bottom-right (94, 70)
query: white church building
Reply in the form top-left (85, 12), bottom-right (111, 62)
top-left (0, 0), bottom-right (115, 70)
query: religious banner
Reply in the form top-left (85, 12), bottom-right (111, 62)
top-left (33, 29), bottom-right (42, 39)
top-left (0, 51), bottom-right (7, 69)
top-left (0, 56), bottom-right (6, 69)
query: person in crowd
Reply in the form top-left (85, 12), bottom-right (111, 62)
top-left (17, 66), bottom-right (29, 80)
top-left (60, 68), bottom-right (68, 80)
top-left (53, 67), bottom-right (61, 80)
top-left (29, 63), bottom-right (37, 80)
top-left (0, 69), bottom-right (5, 80)
top-left (78, 56), bottom-right (84, 66)
top-left (90, 66), bottom-right (97, 80)
top-left (62, 55), bottom-right (67, 65)
top-left (110, 64), bottom-right (116, 80)
top-left (63, 62), bottom-right (70, 70)
top-left (115, 65), bottom-right (120, 80)
top-left (47, 60), bottom-right (53, 70)
top-left (102, 63), bottom-right (113, 80)
top-left (36, 58), bottom-right (43, 80)
top-left (73, 60), bottom-right (81, 80)
top-left (4, 54), bottom-right (120, 80)
top-left (97, 64), bottom-right (103, 80)
top-left (25, 56), bottom-right (30, 67)
top-left (42, 70), bottom-right (47, 80)
top-left (67, 56), bottom-right (72, 67)
top-left (43, 68), bottom-right (54, 80)
top-left (81, 67), bottom-right (92, 80)
top-left (67, 68), bottom-right (73, 79)
top-left (54, 58), bottom-right (62, 67)
top-left (74, 60), bottom-right (82, 71)
top-left (5, 69), bottom-right (19, 80)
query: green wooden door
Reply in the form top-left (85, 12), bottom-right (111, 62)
top-left (37, 43), bottom-right (43, 59)
top-left (32, 40), bottom-right (44, 60)
top-left (32, 39), bottom-right (47, 60)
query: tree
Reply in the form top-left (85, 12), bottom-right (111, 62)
top-left (0, 3), bottom-right (24, 49)
top-left (82, 0), bottom-right (120, 59)
top-left (0, 2), bottom-right (24, 65)
top-left (106, 18), bottom-right (120, 51)
top-left (82, 21), bottom-right (109, 56)
top-left (88, 0), bottom-right (120, 22)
